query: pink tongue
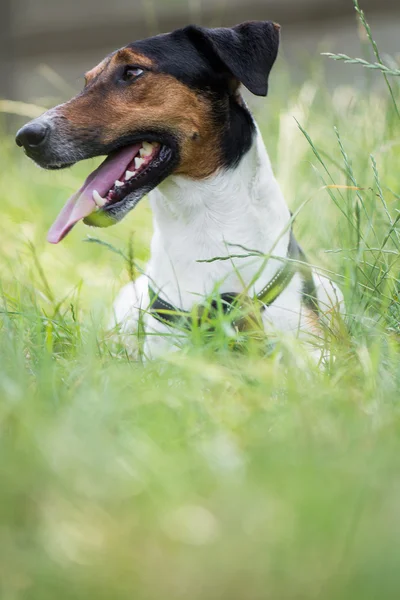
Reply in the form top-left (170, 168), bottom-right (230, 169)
top-left (47, 144), bottom-right (142, 244)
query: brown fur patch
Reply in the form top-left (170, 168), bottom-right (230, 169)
top-left (113, 48), bottom-right (154, 69)
top-left (56, 50), bottom-right (223, 179)
top-left (303, 307), bottom-right (323, 336)
top-left (85, 58), bottom-right (110, 85)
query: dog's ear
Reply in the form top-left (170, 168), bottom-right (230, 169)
top-left (183, 21), bottom-right (280, 96)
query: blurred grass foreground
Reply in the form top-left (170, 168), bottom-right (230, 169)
top-left (1, 2), bottom-right (400, 599)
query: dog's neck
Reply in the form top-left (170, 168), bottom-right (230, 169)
top-left (148, 126), bottom-right (291, 309)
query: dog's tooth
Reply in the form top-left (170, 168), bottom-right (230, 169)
top-left (135, 157), bottom-right (145, 170)
top-left (115, 180), bottom-right (124, 187)
top-left (140, 141), bottom-right (153, 156)
top-left (92, 190), bottom-right (106, 207)
top-left (126, 170), bottom-right (136, 180)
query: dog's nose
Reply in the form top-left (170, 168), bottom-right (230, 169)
top-left (16, 121), bottom-right (49, 149)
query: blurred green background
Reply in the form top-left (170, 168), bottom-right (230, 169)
top-left (2, 0), bottom-right (400, 103)
top-left (1, 1), bottom-right (400, 599)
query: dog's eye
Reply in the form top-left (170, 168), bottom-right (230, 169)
top-left (122, 67), bottom-right (144, 82)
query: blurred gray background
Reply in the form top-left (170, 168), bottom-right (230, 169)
top-left (1, 0), bottom-right (399, 104)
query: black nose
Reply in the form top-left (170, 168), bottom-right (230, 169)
top-left (16, 121), bottom-right (50, 149)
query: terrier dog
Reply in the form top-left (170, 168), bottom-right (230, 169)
top-left (16, 21), bottom-right (343, 358)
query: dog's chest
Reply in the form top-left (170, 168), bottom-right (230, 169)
top-left (149, 218), bottom-right (269, 305)
top-left (146, 155), bottom-right (290, 309)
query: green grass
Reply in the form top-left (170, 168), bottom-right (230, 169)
top-left (1, 4), bottom-right (400, 598)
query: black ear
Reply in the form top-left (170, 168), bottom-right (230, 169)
top-left (183, 21), bottom-right (280, 96)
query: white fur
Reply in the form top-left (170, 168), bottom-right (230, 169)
top-left (110, 126), bottom-right (344, 359)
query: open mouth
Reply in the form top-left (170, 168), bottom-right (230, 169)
top-left (47, 141), bottom-right (173, 244)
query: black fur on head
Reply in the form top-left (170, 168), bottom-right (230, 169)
top-left (132, 20), bottom-right (280, 97)
top-left (181, 21), bottom-right (280, 96)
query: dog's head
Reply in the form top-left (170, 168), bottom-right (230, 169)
top-left (16, 21), bottom-right (280, 243)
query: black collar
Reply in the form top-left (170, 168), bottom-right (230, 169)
top-left (148, 231), bottom-right (317, 331)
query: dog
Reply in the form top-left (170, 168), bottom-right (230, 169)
top-left (16, 21), bottom-right (344, 359)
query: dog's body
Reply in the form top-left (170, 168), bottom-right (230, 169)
top-left (15, 21), bottom-right (343, 359)
top-left (111, 127), bottom-right (343, 359)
